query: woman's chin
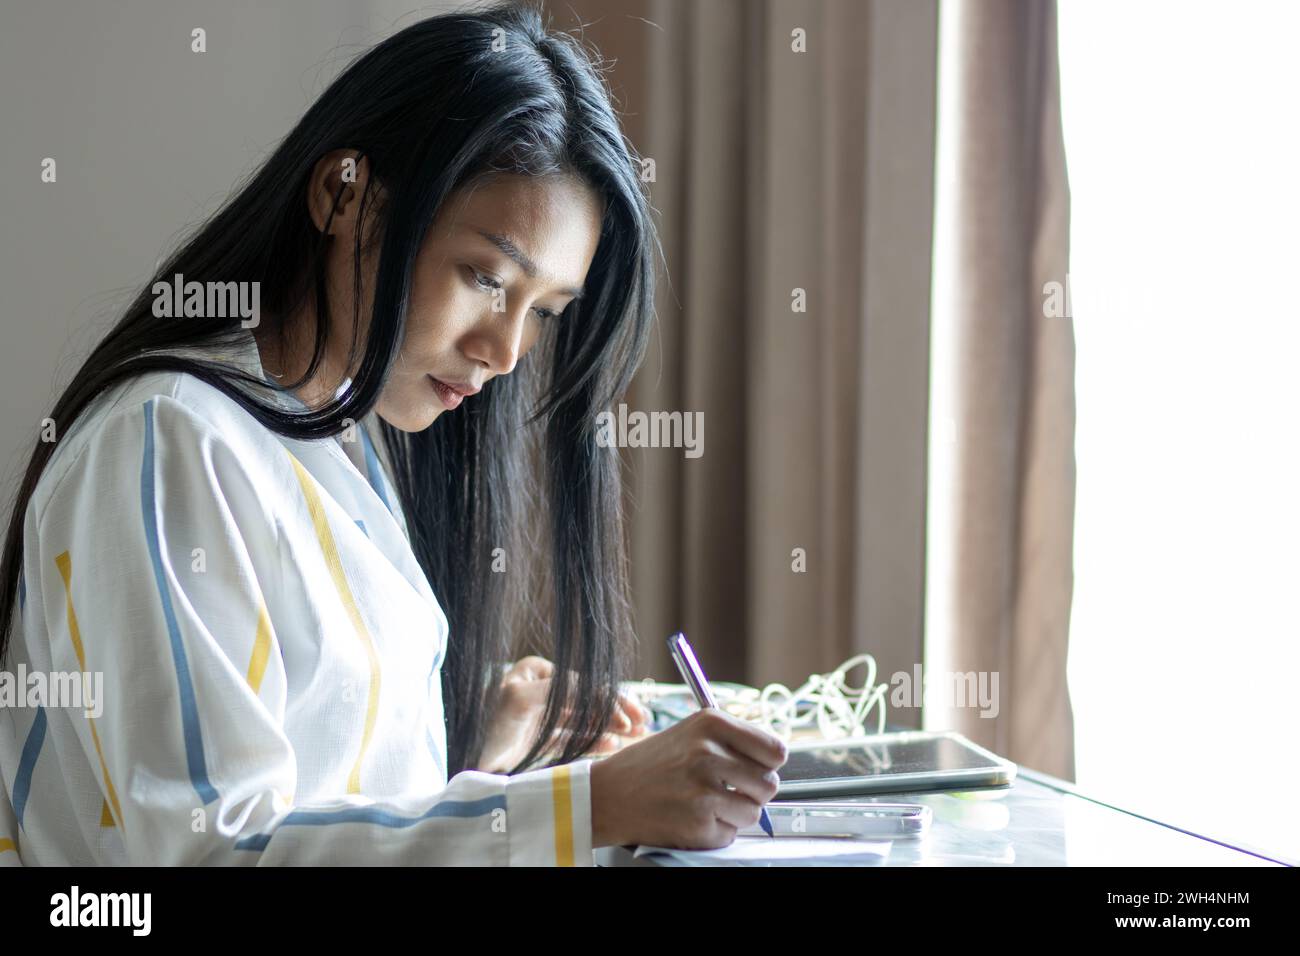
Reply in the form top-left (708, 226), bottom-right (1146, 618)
top-left (374, 397), bottom-right (443, 433)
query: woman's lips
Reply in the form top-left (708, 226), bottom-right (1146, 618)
top-left (429, 377), bottom-right (464, 410)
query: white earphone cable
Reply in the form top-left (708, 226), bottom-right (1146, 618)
top-left (628, 653), bottom-right (890, 742)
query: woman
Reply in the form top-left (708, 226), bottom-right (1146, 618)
top-left (0, 2), bottom-right (784, 866)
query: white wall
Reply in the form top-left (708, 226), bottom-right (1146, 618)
top-left (0, 0), bottom-right (459, 513)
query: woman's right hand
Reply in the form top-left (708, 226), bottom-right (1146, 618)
top-left (588, 708), bottom-right (788, 850)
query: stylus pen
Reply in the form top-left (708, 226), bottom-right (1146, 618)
top-left (666, 631), bottom-right (775, 838)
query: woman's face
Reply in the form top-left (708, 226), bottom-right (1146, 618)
top-left (269, 159), bottom-right (604, 432)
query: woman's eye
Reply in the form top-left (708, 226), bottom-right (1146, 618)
top-left (465, 267), bottom-right (560, 321)
top-left (466, 267), bottom-right (502, 292)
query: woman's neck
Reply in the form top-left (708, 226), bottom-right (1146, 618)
top-left (251, 311), bottom-right (353, 409)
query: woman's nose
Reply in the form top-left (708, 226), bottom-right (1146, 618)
top-left (466, 303), bottom-right (531, 376)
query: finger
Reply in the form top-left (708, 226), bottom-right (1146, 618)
top-left (621, 719), bottom-right (651, 739)
top-left (694, 709), bottom-right (788, 770)
top-left (624, 689), bottom-right (652, 720)
top-left (713, 789), bottom-right (765, 834)
top-left (708, 749), bottom-right (780, 807)
top-left (619, 693), bottom-right (651, 727)
top-left (609, 702), bottom-right (634, 733)
top-left (509, 656), bottom-right (554, 681)
top-left (614, 704), bottom-right (650, 737)
top-left (501, 676), bottom-right (552, 713)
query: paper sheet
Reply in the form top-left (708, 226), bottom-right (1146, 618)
top-left (632, 836), bottom-right (892, 866)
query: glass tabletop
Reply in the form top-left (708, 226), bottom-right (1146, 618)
top-left (598, 767), bottom-right (1291, 867)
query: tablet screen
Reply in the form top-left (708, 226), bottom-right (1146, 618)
top-left (779, 733), bottom-right (1005, 783)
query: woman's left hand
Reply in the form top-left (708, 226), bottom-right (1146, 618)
top-left (474, 655), bottom-right (652, 774)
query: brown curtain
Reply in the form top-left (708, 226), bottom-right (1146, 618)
top-left (926, 0), bottom-right (1076, 779)
top-left (562, 0), bottom-right (938, 705)
top-left (556, 0), bottom-right (1075, 776)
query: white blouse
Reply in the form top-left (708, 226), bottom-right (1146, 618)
top-left (0, 329), bottom-right (594, 866)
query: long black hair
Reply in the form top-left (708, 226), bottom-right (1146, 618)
top-left (0, 0), bottom-right (656, 777)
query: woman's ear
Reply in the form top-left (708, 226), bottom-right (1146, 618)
top-left (306, 149), bottom-right (371, 235)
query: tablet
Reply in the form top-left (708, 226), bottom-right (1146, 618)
top-left (775, 730), bottom-right (1016, 798)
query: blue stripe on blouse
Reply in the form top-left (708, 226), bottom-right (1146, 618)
top-left (13, 706), bottom-right (47, 828)
top-left (359, 425), bottom-right (395, 516)
top-left (142, 399), bottom-right (219, 805)
top-left (232, 794), bottom-right (506, 851)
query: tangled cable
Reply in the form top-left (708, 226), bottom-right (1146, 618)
top-left (628, 653), bottom-right (890, 742)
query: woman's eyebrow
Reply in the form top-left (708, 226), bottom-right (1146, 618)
top-left (475, 229), bottom-right (585, 299)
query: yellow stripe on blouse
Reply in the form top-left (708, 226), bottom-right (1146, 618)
top-left (551, 764), bottom-right (575, 866)
top-left (54, 550), bottom-right (125, 832)
top-left (247, 601), bottom-right (274, 694)
top-left (287, 454), bottom-right (381, 795)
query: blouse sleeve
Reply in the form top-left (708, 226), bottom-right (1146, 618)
top-left (28, 392), bottom-right (594, 866)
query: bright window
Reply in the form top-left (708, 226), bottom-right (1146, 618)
top-left (1059, 0), bottom-right (1300, 861)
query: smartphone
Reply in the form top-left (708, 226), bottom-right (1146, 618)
top-left (737, 801), bottom-right (931, 840)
